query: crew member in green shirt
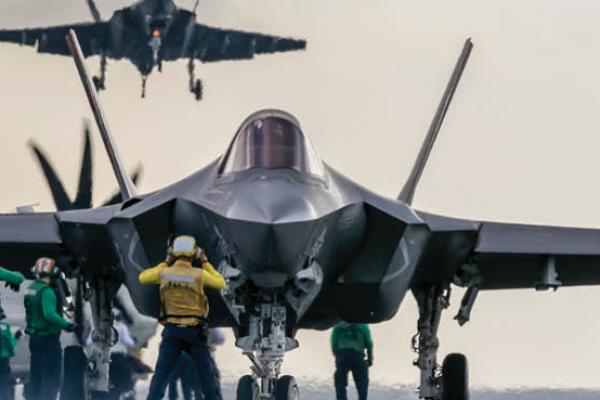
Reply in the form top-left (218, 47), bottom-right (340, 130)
top-left (0, 322), bottom-right (22, 399)
top-left (0, 266), bottom-right (24, 399)
top-left (24, 258), bottom-right (75, 400)
top-left (331, 322), bottom-right (374, 400)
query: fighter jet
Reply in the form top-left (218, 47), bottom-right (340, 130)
top-left (3, 31), bottom-right (600, 400)
top-left (0, 0), bottom-right (306, 100)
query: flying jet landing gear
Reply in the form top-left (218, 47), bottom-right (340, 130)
top-left (412, 285), bottom-right (469, 400)
top-left (93, 53), bottom-right (107, 92)
top-left (188, 58), bottom-right (203, 101)
top-left (141, 75), bottom-right (148, 98)
top-left (235, 304), bottom-right (300, 400)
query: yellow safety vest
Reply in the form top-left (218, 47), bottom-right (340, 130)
top-left (139, 259), bottom-right (226, 326)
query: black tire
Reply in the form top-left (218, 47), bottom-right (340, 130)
top-left (236, 375), bottom-right (258, 400)
top-left (442, 353), bottom-right (469, 400)
top-left (60, 345), bottom-right (88, 400)
top-left (275, 375), bottom-right (299, 400)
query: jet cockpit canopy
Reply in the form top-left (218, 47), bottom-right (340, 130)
top-left (219, 110), bottom-right (324, 178)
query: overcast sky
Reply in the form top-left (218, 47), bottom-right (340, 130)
top-left (2, 0), bottom-right (600, 390)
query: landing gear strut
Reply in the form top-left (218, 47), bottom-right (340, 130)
top-left (235, 304), bottom-right (299, 400)
top-left (219, 259), bottom-right (322, 400)
top-left (93, 53), bottom-right (107, 92)
top-left (188, 58), bottom-right (203, 101)
top-left (412, 285), bottom-right (469, 400)
top-left (87, 277), bottom-right (120, 394)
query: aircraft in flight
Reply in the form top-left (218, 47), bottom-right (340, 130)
top-left (3, 31), bottom-right (600, 400)
top-left (0, 0), bottom-right (306, 100)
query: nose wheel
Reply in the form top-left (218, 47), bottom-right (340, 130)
top-left (275, 376), bottom-right (300, 400)
top-left (236, 375), bottom-right (259, 400)
top-left (236, 375), bottom-right (299, 400)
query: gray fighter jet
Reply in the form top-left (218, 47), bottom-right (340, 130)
top-left (0, 0), bottom-right (306, 100)
top-left (2, 32), bottom-right (600, 400)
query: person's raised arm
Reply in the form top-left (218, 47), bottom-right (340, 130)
top-left (201, 261), bottom-right (226, 289)
top-left (139, 262), bottom-right (168, 285)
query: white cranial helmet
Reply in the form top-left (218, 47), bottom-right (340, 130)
top-left (170, 235), bottom-right (197, 258)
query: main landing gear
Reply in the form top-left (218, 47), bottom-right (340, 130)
top-left (412, 285), bottom-right (471, 400)
top-left (188, 58), bottom-right (203, 101)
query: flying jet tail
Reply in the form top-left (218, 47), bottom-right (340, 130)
top-left (86, 0), bottom-right (102, 22)
top-left (398, 38), bottom-right (473, 205)
top-left (66, 29), bottom-right (137, 202)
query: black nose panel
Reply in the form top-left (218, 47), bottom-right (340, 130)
top-left (223, 219), bottom-right (316, 287)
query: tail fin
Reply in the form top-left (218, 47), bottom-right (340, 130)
top-left (29, 121), bottom-right (93, 210)
top-left (86, 0), bottom-right (102, 22)
top-left (29, 120), bottom-right (142, 211)
top-left (398, 38), bottom-right (473, 205)
top-left (73, 121), bottom-right (93, 209)
top-left (28, 140), bottom-right (73, 210)
top-left (66, 29), bottom-right (137, 201)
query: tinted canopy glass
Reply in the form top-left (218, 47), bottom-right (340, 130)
top-left (220, 110), bottom-right (324, 177)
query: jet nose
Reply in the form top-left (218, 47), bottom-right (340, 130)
top-left (226, 178), bottom-right (319, 224)
top-left (222, 178), bottom-right (324, 287)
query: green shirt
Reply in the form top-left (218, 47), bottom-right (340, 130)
top-left (331, 323), bottom-right (373, 355)
top-left (0, 323), bottom-right (18, 359)
top-left (0, 267), bottom-right (24, 286)
top-left (24, 280), bottom-right (70, 336)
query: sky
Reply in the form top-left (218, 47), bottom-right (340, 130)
top-left (2, 0), bottom-right (600, 390)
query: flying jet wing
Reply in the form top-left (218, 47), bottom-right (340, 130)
top-left (413, 211), bottom-right (600, 290)
top-left (0, 23), bottom-right (108, 57)
top-left (0, 213), bottom-right (63, 272)
top-left (188, 23), bottom-right (306, 62)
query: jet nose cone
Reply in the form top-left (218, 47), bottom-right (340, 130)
top-left (226, 178), bottom-right (318, 224)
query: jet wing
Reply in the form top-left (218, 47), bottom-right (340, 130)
top-left (0, 22), bottom-right (108, 57)
top-left (0, 213), bottom-right (63, 273)
top-left (189, 23), bottom-right (306, 62)
top-left (473, 221), bottom-right (600, 289)
top-left (414, 211), bottom-right (600, 290)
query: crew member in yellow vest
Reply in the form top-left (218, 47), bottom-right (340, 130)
top-left (139, 235), bottom-right (225, 400)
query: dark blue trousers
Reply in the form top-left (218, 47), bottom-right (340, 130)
top-left (28, 334), bottom-right (62, 400)
top-left (0, 357), bottom-right (14, 400)
top-left (146, 325), bottom-right (220, 400)
top-left (334, 349), bottom-right (369, 400)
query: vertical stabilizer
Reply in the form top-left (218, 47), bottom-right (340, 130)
top-left (66, 30), bottom-right (137, 201)
top-left (86, 0), bottom-right (102, 22)
top-left (398, 39), bottom-right (473, 205)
